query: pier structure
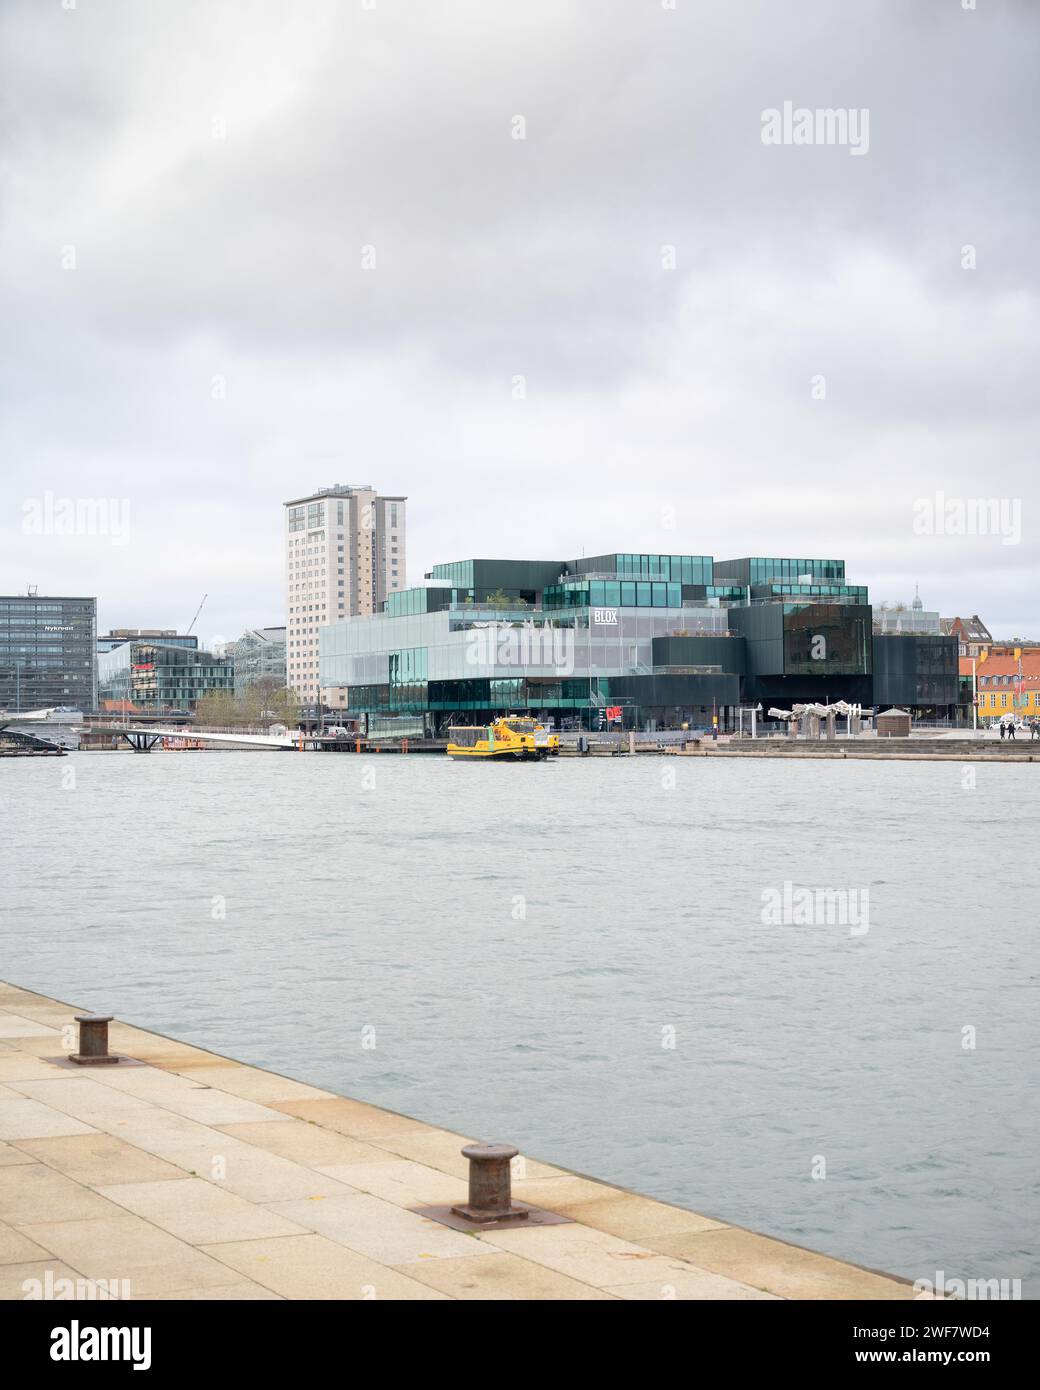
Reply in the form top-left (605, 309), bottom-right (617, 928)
top-left (0, 981), bottom-right (927, 1301)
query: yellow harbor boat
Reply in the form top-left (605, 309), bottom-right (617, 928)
top-left (446, 716), bottom-right (560, 761)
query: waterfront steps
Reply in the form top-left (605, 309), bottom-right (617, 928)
top-left (700, 738), bottom-right (1040, 761)
top-left (0, 981), bottom-right (930, 1301)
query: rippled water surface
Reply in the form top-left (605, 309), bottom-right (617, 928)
top-left (2, 750), bottom-right (1037, 1288)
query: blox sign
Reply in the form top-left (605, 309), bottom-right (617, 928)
top-left (592, 608), bottom-right (619, 627)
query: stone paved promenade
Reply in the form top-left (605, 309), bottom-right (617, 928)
top-left (0, 981), bottom-right (922, 1301)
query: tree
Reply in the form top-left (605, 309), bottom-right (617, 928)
top-left (195, 689), bottom-right (236, 728)
top-left (485, 589), bottom-right (526, 610)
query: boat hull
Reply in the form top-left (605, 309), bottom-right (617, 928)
top-left (447, 747), bottom-right (551, 761)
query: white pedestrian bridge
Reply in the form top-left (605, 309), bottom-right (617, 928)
top-left (85, 725), bottom-right (300, 752)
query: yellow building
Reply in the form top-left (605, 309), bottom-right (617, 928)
top-left (969, 647), bottom-right (1040, 725)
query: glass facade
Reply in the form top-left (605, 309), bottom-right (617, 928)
top-left (544, 580), bottom-right (682, 610)
top-left (230, 628), bottom-right (287, 696)
top-left (872, 635), bottom-right (958, 708)
top-left (588, 554), bottom-right (712, 584)
top-left (0, 595), bottom-right (97, 711)
top-left (782, 604), bottom-right (873, 677)
top-left (430, 561), bottom-right (475, 587)
top-left (388, 646), bottom-right (428, 710)
top-left (714, 557), bottom-right (846, 585)
top-left (384, 587), bottom-right (457, 617)
top-left (316, 548), bottom-right (944, 727)
top-left (98, 641), bottom-right (233, 712)
top-left (756, 582), bottom-right (868, 603)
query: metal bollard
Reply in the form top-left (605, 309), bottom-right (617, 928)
top-left (70, 1014), bottom-right (120, 1065)
top-left (451, 1142), bottom-right (528, 1224)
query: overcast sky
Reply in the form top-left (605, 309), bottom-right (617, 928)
top-left (2, 0), bottom-right (1037, 644)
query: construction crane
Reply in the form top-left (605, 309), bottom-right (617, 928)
top-left (186, 594), bottom-right (207, 635)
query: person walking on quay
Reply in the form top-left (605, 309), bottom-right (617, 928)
top-left (1008, 721), bottom-right (1017, 740)
top-left (1032, 719), bottom-right (1040, 741)
top-left (1000, 721), bottom-right (1006, 739)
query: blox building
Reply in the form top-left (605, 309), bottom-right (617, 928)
top-left (318, 552), bottom-right (961, 731)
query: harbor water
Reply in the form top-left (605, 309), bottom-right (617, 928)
top-left (1, 751), bottom-right (1036, 1289)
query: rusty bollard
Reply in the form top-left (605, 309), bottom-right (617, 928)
top-left (70, 1014), bottom-right (120, 1065)
top-left (451, 1142), bottom-right (528, 1224)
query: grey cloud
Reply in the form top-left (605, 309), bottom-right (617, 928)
top-left (1, 0), bottom-right (1037, 636)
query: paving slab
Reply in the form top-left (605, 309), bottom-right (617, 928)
top-left (11, 1134), bottom-right (187, 1187)
top-left (646, 1227), bottom-right (916, 1300)
top-left (6, 1078), bottom-right (152, 1127)
top-left (97, 1178), bottom-right (311, 1245)
top-left (392, 1249), bottom-right (617, 1300)
top-left (268, 1096), bottom-right (438, 1141)
top-left (216, 1120), bottom-right (388, 1168)
top-left (0, 1098), bottom-right (97, 1142)
top-left (0, 1218), bottom-right (54, 1266)
top-left (314, 1158), bottom-right (465, 1207)
top-left (0, 1055), bottom-right (69, 1083)
top-left (0, 1165), bottom-right (126, 1225)
top-left (512, 1174), bottom-right (727, 1241)
top-left (376, 1127), bottom-right (562, 1180)
top-left (135, 1088), bottom-right (294, 1128)
top-left (98, 1116), bottom-right (363, 1203)
top-left (0, 1016), bottom-right (60, 1039)
top-left (604, 1269), bottom-right (779, 1300)
top-left (140, 1280), bottom-right (284, 1300)
top-left (78, 1067), bottom-right (208, 1101)
top-left (0, 1141), bottom-right (37, 1168)
top-left (20, 1214), bottom-right (256, 1297)
top-left (266, 1190), bottom-right (489, 1264)
top-left (481, 1222), bottom-right (748, 1290)
top-left (199, 1233), bottom-right (451, 1300)
top-left (0, 1261), bottom-right (91, 1300)
top-left (165, 1064), bottom-right (334, 1104)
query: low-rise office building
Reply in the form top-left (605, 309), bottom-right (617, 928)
top-left (319, 551), bottom-right (958, 731)
top-left (229, 627), bottom-right (287, 696)
top-left (98, 638), bottom-right (232, 713)
top-left (0, 593), bottom-right (97, 712)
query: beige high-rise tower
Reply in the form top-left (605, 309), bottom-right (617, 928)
top-left (284, 484), bottom-right (406, 706)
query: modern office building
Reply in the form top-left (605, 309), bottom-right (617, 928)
top-left (0, 593), bottom-right (97, 712)
top-left (229, 627), bottom-right (287, 696)
top-left (319, 550), bottom-right (957, 730)
top-left (98, 629), bottom-right (199, 653)
top-left (872, 634), bottom-right (959, 716)
top-left (97, 638), bottom-right (232, 713)
top-left (284, 483), bottom-right (406, 708)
